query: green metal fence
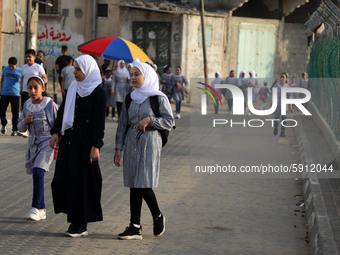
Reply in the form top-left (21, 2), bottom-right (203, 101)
top-left (307, 38), bottom-right (340, 141)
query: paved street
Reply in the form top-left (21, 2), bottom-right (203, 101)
top-left (0, 103), bottom-right (309, 255)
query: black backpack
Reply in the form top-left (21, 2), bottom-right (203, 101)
top-left (125, 93), bottom-right (171, 147)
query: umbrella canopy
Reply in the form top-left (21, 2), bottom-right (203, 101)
top-left (78, 37), bottom-right (152, 64)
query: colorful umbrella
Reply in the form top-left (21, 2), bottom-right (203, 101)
top-left (78, 37), bottom-right (152, 63)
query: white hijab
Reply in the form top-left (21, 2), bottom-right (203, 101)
top-left (211, 72), bottom-right (221, 88)
top-left (131, 62), bottom-right (168, 105)
top-left (238, 71), bottom-right (245, 79)
top-left (249, 70), bottom-right (256, 78)
top-left (61, 55), bottom-right (102, 134)
top-left (116, 60), bottom-right (130, 77)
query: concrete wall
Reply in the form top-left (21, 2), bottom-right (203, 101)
top-left (180, 15), bottom-right (309, 85)
top-left (1, 0), bottom-right (38, 69)
top-left (38, 0), bottom-right (122, 77)
top-left (38, 0), bottom-right (93, 75)
top-left (97, 1), bottom-right (121, 38)
top-left (181, 13), bottom-right (228, 82)
top-left (280, 22), bottom-right (309, 79)
top-left (226, 17), bottom-right (308, 81)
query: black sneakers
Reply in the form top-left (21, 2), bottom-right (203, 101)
top-left (66, 223), bottom-right (88, 237)
top-left (153, 214), bottom-right (165, 236)
top-left (118, 224), bottom-right (143, 240)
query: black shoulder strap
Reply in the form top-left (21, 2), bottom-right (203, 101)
top-left (149, 95), bottom-right (160, 117)
top-left (125, 93), bottom-right (161, 118)
top-left (125, 92), bottom-right (132, 110)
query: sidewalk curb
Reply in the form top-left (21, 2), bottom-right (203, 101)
top-left (306, 102), bottom-right (340, 166)
top-left (295, 115), bottom-right (339, 255)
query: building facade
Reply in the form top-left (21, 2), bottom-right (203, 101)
top-left (36, 0), bottom-right (312, 85)
top-left (0, 0), bottom-right (39, 69)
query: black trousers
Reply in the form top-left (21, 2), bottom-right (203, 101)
top-left (274, 115), bottom-right (287, 134)
top-left (116, 102), bottom-right (123, 118)
top-left (21, 92), bottom-right (30, 111)
top-left (0, 95), bottom-right (20, 131)
top-left (106, 106), bottom-right (115, 117)
top-left (130, 188), bottom-right (161, 225)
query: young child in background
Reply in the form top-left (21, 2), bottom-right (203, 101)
top-left (300, 72), bottom-right (309, 89)
top-left (21, 49), bottom-right (48, 110)
top-left (172, 66), bottom-right (188, 119)
top-left (272, 72), bottom-right (289, 137)
top-left (0, 57), bottom-right (23, 136)
top-left (61, 56), bottom-right (75, 101)
top-left (211, 72), bottom-right (222, 114)
top-left (289, 76), bottom-right (297, 113)
top-left (103, 68), bottom-right (116, 120)
top-left (18, 76), bottom-right (58, 221)
top-left (258, 81), bottom-right (270, 110)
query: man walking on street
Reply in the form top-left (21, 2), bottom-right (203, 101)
top-left (0, 57), bottom-right (23, 136)
top-left (55, 45), bottom-right (69, 89)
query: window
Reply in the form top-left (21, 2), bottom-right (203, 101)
top-left (97, 4), bottom-right (108, 18)
top-left (38, 0), bottom-right (60, 15)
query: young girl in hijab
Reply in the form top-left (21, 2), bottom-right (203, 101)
top-left (272, 72), bottom-right (289, 137)
top-left (18, 76), bottom-right (58, 221)
top-left (247, 70), bottom-right (258, 103)
top-left (113, 60), bottom-right (130, 118)
top-left (114, 62), bottom-right (174, 240)
top-left (160, 65), bottom-right (174, 103)
top-left (103, 68), bottom-right (116, 120)
top-left (237, 71), bottom-right (248, 111)
top-left (299, 72), bottom-right (309, 89)
top-left (211, 72), bottom-right (222, 114)
top-left (224, 70), bottom-right (237, 112)
top-left (49, 55), bottom-right (106, 237)
top-left (172, 66), bottom-right (188, 119)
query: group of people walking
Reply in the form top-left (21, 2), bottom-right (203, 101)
top-left (160, 65), bottom-right (188, 119)
top-left (1, 53), bottom-right (174, 239)
top-left (1, 48), bottom-right (310, 239)
top-left (102, 61), bottom-right (189, 121)
top-left (211, 69), bottom-right (309, 137)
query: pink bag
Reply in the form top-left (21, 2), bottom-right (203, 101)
top-left (176, 81), bottom-right (184, 91)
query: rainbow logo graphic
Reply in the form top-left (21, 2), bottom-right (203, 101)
top-left (196, 82), bottom-right (223, 106)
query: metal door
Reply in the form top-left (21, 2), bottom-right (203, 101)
top-left (132, 22), bottom-right (172, 75)
top-left (237, 22), bottom-right (276, 79)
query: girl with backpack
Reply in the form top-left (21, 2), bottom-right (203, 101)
top-left (172, 66), bottom-right (188, 119)
top-left (18, 76), bottom-right (58, 221)
top-left (258, 81), bottom-right (270, 110)
top-left (114, 62), bottom-right (174, 240)
top-left (272, 72), bottom-right (289, 137)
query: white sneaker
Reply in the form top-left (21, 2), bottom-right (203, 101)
top-left (18, 130), bottom-right (28, 138)
top-left (27, 207), bottom-right (46, 221)
top-left (112, 117), bottom-right (116, 121)
top-left (176, 113), bottom-right (181, 119)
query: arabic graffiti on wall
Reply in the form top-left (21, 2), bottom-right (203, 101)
top-left (38, 25), bottom-right (72, 42)
top-left (38, 24), bottom-right (84, 71)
